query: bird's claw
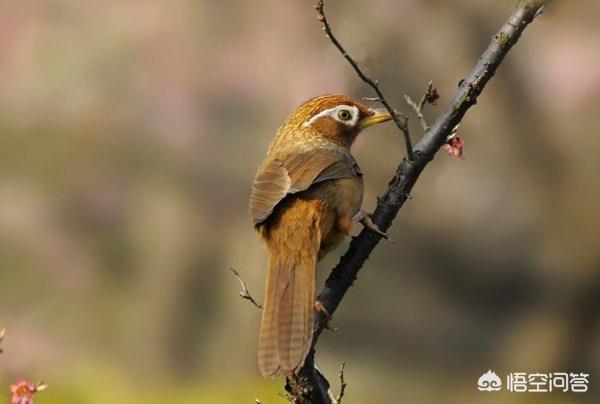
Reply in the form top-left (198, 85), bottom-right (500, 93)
top-left (353, 210), bottom-right (394, 243)
top-left (314, 300), bottom-right (337, 331)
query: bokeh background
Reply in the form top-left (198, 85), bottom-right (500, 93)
top-left (0, 0), bottom-right (599, 403)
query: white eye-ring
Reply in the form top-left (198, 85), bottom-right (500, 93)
top-left (303, 105), bottom-right (360, 128)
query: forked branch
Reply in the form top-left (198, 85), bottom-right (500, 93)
top-left (229, 267), bottom-right (262, 309)
top-left (405, 81), bottom-right (439, 133)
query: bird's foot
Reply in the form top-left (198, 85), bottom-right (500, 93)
top-left (353, 209), bottom-right (394, 242)
top-left (314, 300), bottom-right (337, 331)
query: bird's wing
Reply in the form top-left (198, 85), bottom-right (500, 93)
top-left (249, 147), bottom-right (360, 225)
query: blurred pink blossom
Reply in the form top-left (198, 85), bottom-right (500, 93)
top-left (10, 379), bottom-right (42, 404)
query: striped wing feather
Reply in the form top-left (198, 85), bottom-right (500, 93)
top-left (249, 148), bottom-right (359, 225)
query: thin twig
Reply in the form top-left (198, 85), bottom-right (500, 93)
top-left (404, 94), bottom-right (428, 132)
top-left (404, 81), bottom-right (437, 132)
top-left (336, 363), bottom-right (347, 404)
top-left (315, 0), bottom-right (414, 161)
top-left (324, 362), bottom-right (347, 404)
top-left (229, 267), bottom-right (262, 309)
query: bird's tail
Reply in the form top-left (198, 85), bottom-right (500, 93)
top-left (257, 199), bottom-right (327, 377)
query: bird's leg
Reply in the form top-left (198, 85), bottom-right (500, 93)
top-left (353, 209), bottom-right (394, 242)
top-left (314, 300), bottom-right (337, 331)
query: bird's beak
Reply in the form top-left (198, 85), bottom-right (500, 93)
top-left (358, 108), bottom-right (393, 129)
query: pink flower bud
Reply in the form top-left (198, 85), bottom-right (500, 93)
top-left (445, 136), bottom-right (465, 158)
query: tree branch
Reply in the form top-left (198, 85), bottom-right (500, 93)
top-left (229, 267), bottom-right (262, 309)
top-left (292, 1), bottom-right (547, 402)
top-left (315, 0), bottom-right (414, 161)
top-left (335, 362), bottom-right (347, 404)
top-left (404, 81), bottom-right (438, 133)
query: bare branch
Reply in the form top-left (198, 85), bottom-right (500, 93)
top-left (315, 0), bottom-right (414, 161)
top-left (404, 81), bottom-right (438, 133)
top-left (292, 1), bottom-right (548, 402)
top-left (335, 363), bottom-right (347, 404)
top-left (229, 267), bottom-right (262, 309)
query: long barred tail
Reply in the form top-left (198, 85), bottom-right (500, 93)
top-left (257, 199), bottom-right (324, 377)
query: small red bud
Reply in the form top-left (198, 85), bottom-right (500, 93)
top-left (445, 136), bottom-right (465, 158)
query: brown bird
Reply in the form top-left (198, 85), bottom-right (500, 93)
top-left (249, 94), bottom-right (392, 377)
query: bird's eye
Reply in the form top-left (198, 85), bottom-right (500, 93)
top-left (337, 109), bottom-right (352, 121)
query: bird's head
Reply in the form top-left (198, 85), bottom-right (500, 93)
top-left (285, 94), bottom-right (392, 149)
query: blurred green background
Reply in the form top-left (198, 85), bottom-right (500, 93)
top-left (0, 0), bottom-right (599, 403)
